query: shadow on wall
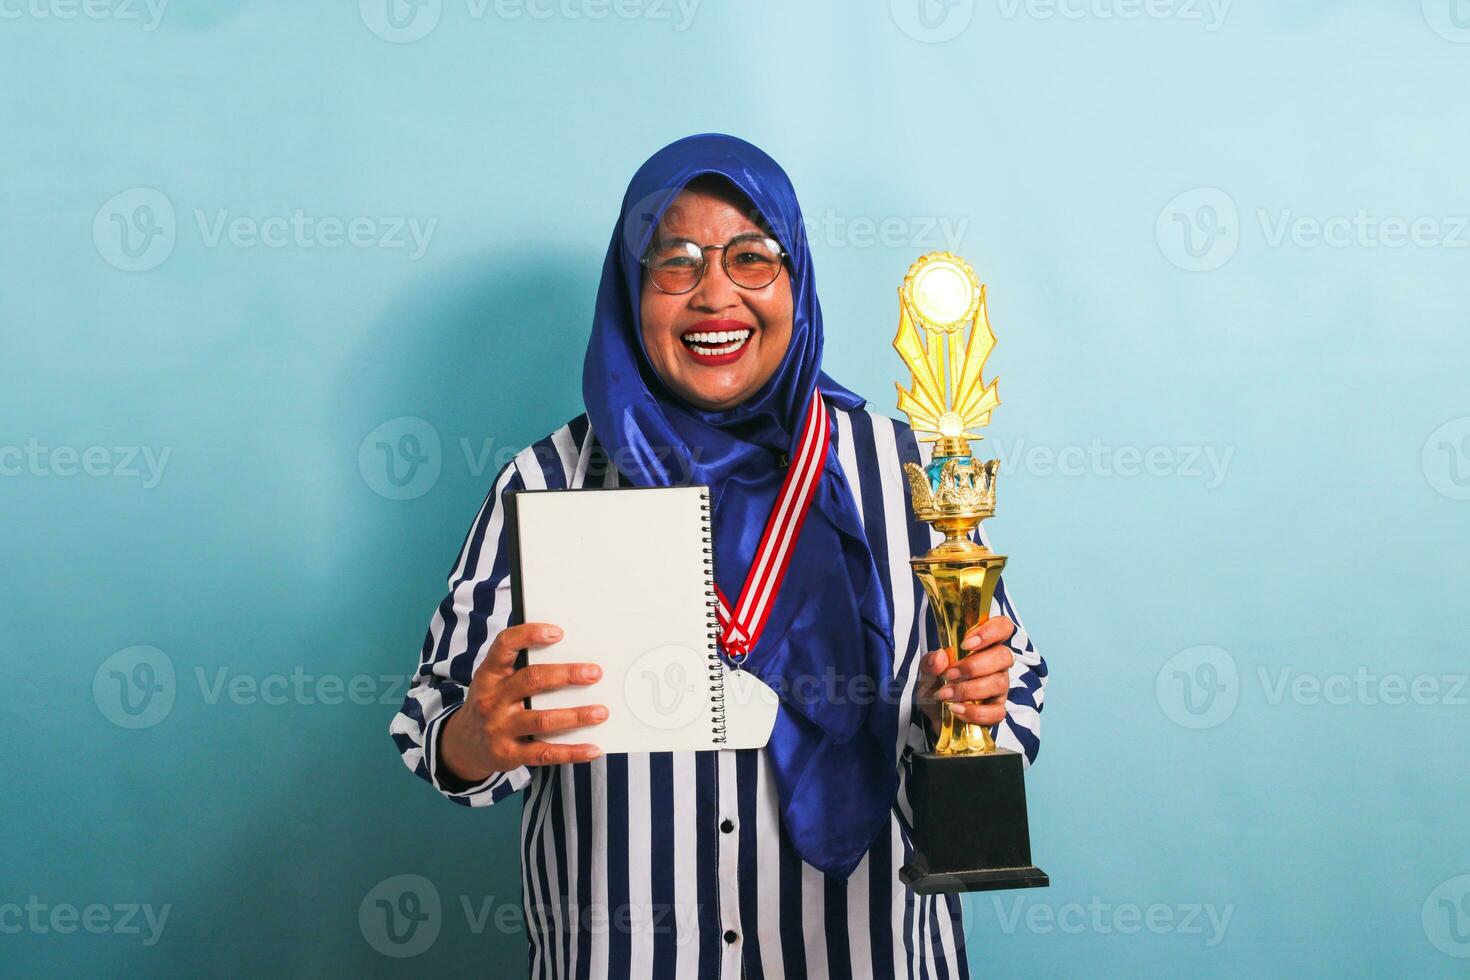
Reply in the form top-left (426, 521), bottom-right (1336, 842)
top-left (344, 246), bottom-right (595, 438)
top-left (338, 247), bottom-right (599, 968)
top-left (133, 250), bottom-right (603, 976)
top-left (334, 242), bottom-right (600, 686)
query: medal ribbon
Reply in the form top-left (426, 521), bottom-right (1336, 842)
top-left (714, 389), bottom-right (830, 664)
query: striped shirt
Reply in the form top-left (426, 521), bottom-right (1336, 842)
top-left (390, 400), bottom-right (1047, 980)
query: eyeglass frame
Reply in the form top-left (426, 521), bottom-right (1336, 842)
top-left (638, 233), bottom-right (789, 295)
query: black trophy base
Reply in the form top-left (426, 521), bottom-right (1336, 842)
top-left (899, 748), bottom-right (1049, 895)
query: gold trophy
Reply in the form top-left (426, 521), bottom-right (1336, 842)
top-left (893, 252), bottom-right (1047, 894)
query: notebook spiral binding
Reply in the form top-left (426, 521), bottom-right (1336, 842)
top-left (699, 488), bottom-right (728, 744)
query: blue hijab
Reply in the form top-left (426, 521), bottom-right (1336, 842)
top-left (583, 134), bottom-right (900, 879)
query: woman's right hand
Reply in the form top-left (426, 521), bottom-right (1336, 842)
top-left (439, 622), bottom-right (607, 783)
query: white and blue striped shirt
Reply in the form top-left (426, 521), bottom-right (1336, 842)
top-left (391, 400), bottom-right (1047, 980)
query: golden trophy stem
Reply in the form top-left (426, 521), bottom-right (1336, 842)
top-left (912, 531), bottom-right (1006, 756)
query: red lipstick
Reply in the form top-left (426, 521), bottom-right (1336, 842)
top-left (679, 319), bottom-right (755, 367)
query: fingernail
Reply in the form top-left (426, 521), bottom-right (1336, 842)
top-left (961, 635), bottom-right (982, 650)
top-left (580, 665), bottom-right (602, 682)
top-left (544, 626), bottom-right (562, 640)
top-left (589, 706), bottom-right (608, 721)
top-left (949, 703), bottom-right (967, 718)
top-left (934, 686), bottom-right (954, 701)
top-left (943, 668), bottom-right (962, 682)
top-left (585, 747), bottom-right (602, 760)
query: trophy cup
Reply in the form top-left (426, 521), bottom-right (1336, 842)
top-left (893, 252), bottom-right (1048, 894)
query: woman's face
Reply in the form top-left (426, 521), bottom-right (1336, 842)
top-left (639, 185), bottom-right (793, 412)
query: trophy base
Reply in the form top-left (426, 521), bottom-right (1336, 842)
top-left (899, 748), bottom-right (1048, 895)
top-left (899, 864), bottom-right (1050, 895)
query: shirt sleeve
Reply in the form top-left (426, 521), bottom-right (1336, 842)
top-left (388, 458), bottom-right (533, 806)
top-left (907, 524), bottom-right (1048, 768)
top-left (989, 566), bottom-right (1046, 767)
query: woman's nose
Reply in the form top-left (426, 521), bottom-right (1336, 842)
top-left (686, 253), bottom-right (740, 312)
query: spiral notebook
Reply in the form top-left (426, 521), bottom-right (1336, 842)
top-left (505, 485), bottom-right (778, 754)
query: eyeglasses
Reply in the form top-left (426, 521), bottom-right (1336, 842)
top-left (640, 233), bottom-right (787, 295)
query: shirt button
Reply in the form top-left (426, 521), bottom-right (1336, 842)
top-left (723, 929), bottom-right (738, 944)
top-left (720, 819), bottom-right (735, 834)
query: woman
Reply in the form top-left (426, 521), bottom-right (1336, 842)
top-left (390, 134), bottom-right (1047, 980)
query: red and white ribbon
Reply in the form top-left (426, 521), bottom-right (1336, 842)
top-left (714, 390), bottom-right (830, 664)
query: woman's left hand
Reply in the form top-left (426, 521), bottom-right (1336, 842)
top-left (916, 615), bottom-right (1016, 734)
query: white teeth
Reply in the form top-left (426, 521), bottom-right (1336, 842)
top-left (691, 340), bottom-right (744, 355)
top-left (682, 328), bottom-right (753, 357)
top-left (683, 329), bottom-right (752, 344)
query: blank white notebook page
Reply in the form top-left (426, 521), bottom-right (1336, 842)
top-left (514, 485), bottom-right (725, 754)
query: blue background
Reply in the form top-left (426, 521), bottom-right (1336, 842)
top-left (3, 0), bottom-right (1468, 975)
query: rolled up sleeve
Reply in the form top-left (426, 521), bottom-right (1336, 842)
top-left (388, 458), bottom-right (532, 806)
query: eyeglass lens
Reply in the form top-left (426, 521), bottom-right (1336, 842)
top-left (644, 235), bottom-right (783, 293)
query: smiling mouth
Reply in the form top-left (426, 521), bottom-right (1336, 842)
top-left (680, 323), bottom-right (755, 362)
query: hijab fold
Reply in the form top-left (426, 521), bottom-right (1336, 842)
top-left (583, 134), bottom-right (900, 879)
